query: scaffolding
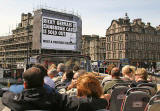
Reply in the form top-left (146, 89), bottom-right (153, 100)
top-left (0, 8), bottom-right (82, 78)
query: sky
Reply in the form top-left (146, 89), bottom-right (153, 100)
top-left (0, 0), bottom-right (160, 36)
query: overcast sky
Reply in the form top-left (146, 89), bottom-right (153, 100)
top-left (0, 0), bottom-right (160, 36)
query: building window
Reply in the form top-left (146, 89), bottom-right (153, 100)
top-left (125, 34), bottom-right (128, 40)
top-left (120, 35), bottom-right (122, 41)
top-left (107, 43), bottom-right (110, 50)
top-left (119, 51), bottom-right (122, 59)
top-left (107, 52), bottom-right (111, 59)
top-left (114, 43), bottom-right (116, 50)
top-left (112, 29), bottom-right (115, 33)
top-left (108, 37), bottom-right (110, 42)
top-left (112, 36), bottom-right (114, 41)
top-left (113, 51), bottom-right (116, 59)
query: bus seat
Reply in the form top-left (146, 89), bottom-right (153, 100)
top-left (121, 87), bottom-right (151, 111)
top-left (109, 83), bottom-right (130, 111)
top-left (144, 94), bottom-right (160, 111)
top-left (137, 83), bottom-right (157, 96)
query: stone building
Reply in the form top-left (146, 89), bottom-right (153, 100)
top-left (106, 13), bottom-right (160, 68)
top-left (0, 8), bottom-right (82, 77)
top-left (81, 35), bottom-right (106, 62)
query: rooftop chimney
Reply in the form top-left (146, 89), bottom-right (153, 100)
top-left (147, 22), bottom-right (151, 26)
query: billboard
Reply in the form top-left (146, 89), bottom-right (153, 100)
top-left (41, 16), bottom-right (77, 50)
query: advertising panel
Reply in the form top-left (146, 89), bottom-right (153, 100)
top-left (41, 16), bottom-right (77, 50)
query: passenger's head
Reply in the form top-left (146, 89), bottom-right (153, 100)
top-left (65, 69), bottom-right (74, 81)
top-left (129, 65), bottom-right (136, 74)
top-left (107, 64), bottom-right (116, 75)
top-left (77, 74), bottom-right (103, 98)
top-left (57, 63), bottom-right (65, 73)
top-left (23, 67), bottom-right (44, 89)
top-left (72, 70), bottom-right (86, 84)
top-left (48, 64), bottom-right (57, 71)
top-left (73, 65), bottom-right (80, 73)
top-left (62, 69), bottom-right (74, 82)
top-left (111, 67), bottom-right (120, 78)
top-left (16, 77), bottom-right (23, 84)
top-left (73, 70), bottom-right (86, 80)
top-left (47, 68), bottom-right (58, 79)
top-left (67, 70), bottom-right (86, 90)
top-left (135, 68), bottom-right (148, 82)
top-left (122, 65), bottom-right (135, 80)
top-left (32, 64), bottom-right (47, 76)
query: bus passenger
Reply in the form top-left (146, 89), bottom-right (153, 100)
top-left (77, 74), bottom-right (109, 110)
top-left (57, 63), bottom-right (65, 76)
top-left (103, 67), bottom-right (124, 94)
top-left (131, 68), bottom-right (149, 87)
top-left (2, 66), bottom-right (108, 111)
top-left (122, 65), bottom-right (136, 81)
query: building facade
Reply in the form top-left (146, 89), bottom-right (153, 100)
top-left (0, 8), bottom-right (82, 77)
top-left (81, 35), bottom-right (106, 62)
top-left (106, 14), bottom-right (160, 68)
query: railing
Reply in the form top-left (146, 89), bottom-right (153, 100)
top-left (0, 78), bottom-right (22, 87)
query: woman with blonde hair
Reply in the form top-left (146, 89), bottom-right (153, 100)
top-left (122, 65), bottom-right (136, 81)
top-left (48, 64), bottom-right (57, 71)
top-left (131, 68), bottom-right (149, 87)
